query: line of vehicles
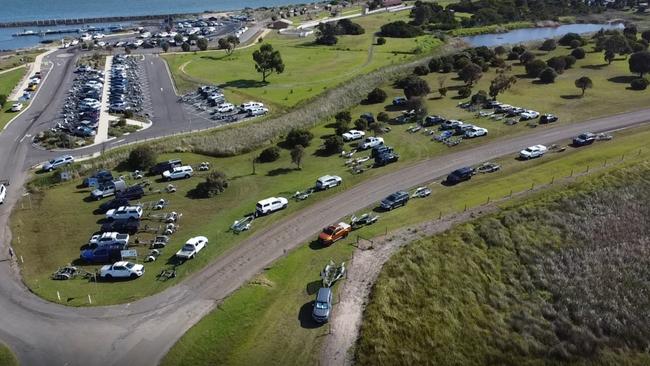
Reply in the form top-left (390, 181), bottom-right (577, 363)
top-left (108, 55), bottom-right (144, 114)
top-left (54, 65), bottom-right (105, 138)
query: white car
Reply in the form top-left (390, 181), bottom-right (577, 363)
top-left (519, 145), bottom-right (548, 159)
top-left (241, 101), bottom-right (264, 110)
top-left (175, 236), bottom-right (209, 259)
top-left (519, 110), bottom-right (540, 120)
top-left (10, 103), bottom-right (23, 112)
top-left (100, 261), bottom-right (144, 279)
top-left (0, 184), bottom-right (6, 204)
top-left (465, 126), bottom-right (488, 138)
top-left (359, 136), bottom-right (384, 150)
top-left (316, 175), bottom-right (342, 190)
top-left (89, 232), bottom-right (129, 247)
top-left (42, 155), bottom-right (74, 171)
top-left (342, 130), bottom-right (365, 141)
top-left (106, 206), bottom-right (143, 221)
top-left (217, 103), bottom-right (235, 113)
top-left (162, 165), bottom-right (194, 181)
top-left (256, 197), bottom-right (288, 215)
top-left (247, 107), bottom-right (269, 116)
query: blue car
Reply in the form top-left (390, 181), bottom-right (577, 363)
top-left (80, 244), bottom-right (126, 263)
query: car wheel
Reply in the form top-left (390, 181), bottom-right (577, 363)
top-left (282, 204), bottom-right (288, 209)
top-left (130, 273), bottom-right (138, 279)
top-left (104, 274), bottom-right (112, 279)
top-left (185, 174), bottom-right (190, 179)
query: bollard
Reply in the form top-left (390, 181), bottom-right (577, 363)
top-left (486, 196), bottom-right (490, 204)
top-left (550, 176), bottom-right (555, 184)
top-left (88, 294), bottom-right (92, 304)
top-left (464, 203), bottom-right (467, 212)
top-left (621, 154), bottom-right (625, 161)
top-left (509, 189), bottom-right (513, 198)
top-left (57, 291), bottom-right (61, 302)
top-left (586, 165), bottom-right (590, 173)
top-left (570, 169), bottom-right (574, 177)
top-left (603, 159), bottom-right (607, 167)
top-left (530, 182), bottom-right (535, 190)
top-left (438, 211), bottom-right (442, 220)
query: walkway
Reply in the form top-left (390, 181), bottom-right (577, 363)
top-left (8, 46), bottom-right (58, 101)
top-left (95, 55), bottom-right (113, 144)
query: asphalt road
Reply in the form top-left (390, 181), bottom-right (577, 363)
top-left (0, 39), bottom-right (649, 366)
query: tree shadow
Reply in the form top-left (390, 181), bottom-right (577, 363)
top-left (581, 63), bottom-right (608, 70)
top-left (514, 73), bottom-right (535, 79)
top-left (298, 301), bottom-right (323, 329)
top-left (384, 105), bottom-right (406, 112)
top-left (531, 80), bottom-right (549, 85)
top-left (267, 167), bottom-right (296, 176)
top-left (608, 75), bottom-right (636, 84)
top-left (560, 94), bottom-right (582, 100)
top-left (306, 280), bottom-right (322, 295)
top-left (219, 79), bottom-right (267, 89)
top-left (200, 54), bottom-right (231, 61)
top-left (313, 148), bottom-right (339, 157)
top-left (308, 239), bottom-right (326, 251)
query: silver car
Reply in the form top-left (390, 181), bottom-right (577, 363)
top-left (42, 155), bottom-right (74, 172)
top-left (312, 287), bottom-right (332, 323)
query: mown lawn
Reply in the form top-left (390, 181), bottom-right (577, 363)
top-left (161, 125), bottom-right (650, 366)
top-left (0, 49), bottom-right (41, 71)
top-left (0, 67), bottom-right (27, 130)
top-left (162, 11), bottom-right (441, 108)
top-left (0, 343), bottom-right (18, 366)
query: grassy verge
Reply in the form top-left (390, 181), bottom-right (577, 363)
top-left (448, 21), bottom-right (535, 36)
top-left (0, 343), bottom-right (18, 366)
top-left (0, 67), bottom-right (27, 130)
top-left (0, 49), bottom-right (41, 71)
top-left (161, 126), bottom-right (650, 366)
top-left (357, 157), bottom-right (650, 366)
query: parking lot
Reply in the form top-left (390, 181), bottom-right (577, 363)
top-left (180, 85), bottom-right (268, 127)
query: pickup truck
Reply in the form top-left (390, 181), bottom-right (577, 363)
top-left (91, 184), bottom-right (118, 200)
top-left (106, 206), bottom-right (143, 221)
top-left (175, 236), bottom-right (209, 259)
top-left (359, 136), bottom-right (384, 150)
top-left (342, 130), bottom-right (365, 142)
top-left (88, 232), bottom-right (129, 248)
top-left (319, 223), bottom-right (351, 245)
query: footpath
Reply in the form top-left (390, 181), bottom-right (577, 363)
top-left (8, 47), bottom-right (58, 101)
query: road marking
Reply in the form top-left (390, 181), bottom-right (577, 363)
top-left (19, 134), bottom-right (31, 143)
top-left (112, 139), bottom-right (125, 144)
top-left (160, 87), bottom-right (163, 92)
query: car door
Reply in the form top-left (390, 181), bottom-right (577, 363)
top-left (112, 265), bottom-right (126, 277)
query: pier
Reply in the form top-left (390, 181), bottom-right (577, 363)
top-left (0, 13), bottom-right (196, 28)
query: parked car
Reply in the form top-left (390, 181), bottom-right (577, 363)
top-left (162, 165), bottom-right (194, 181)
top-left (80, 244), bottom-right (126, 263)
top-left (100, 219), bottom-right (140, 234)
top-left (519, 145), bottom-right (548, 159)
top-left (319, 222), bottom-right (351, 245)
top-left (217, 103), bottom-right (235, 113)
top-left (90, 180), bottom-right (126, 200)
top-left (106, 206), bottom-right (143, 221)
top-left (83, 170), bottom-right (113, 187)
top-left (440, 120), bottom-right (464, 130)
top-left (519, 110), bottom-right (539, 120)
top-left (572, 132), bottom-right (596, 146)
top-left (464, 126), bottom-right (488, 138)
top-left (116, 185), bottom-right (145, 201)
top-left (446, 167), bottom-right (475, 184)
top-left (359, 136), bottom-right (384, 150)
top-left (175, 236), bottom-right (208, 259)
top-left (42, 155), bottom-right (74, 172)
top-left (100, 261), bottom-right (144, 279)
top-left (374, 152), bottom-right (399, 166)
top-left (10, 103), bottom-right (23, 112)
top-left (88, 232), bottom-right (129, 248)
top-left (0, 184), bottom-right (6, 204)
top-left (255, 197), bottom-right (288, 215)
top-left (539, 114), bottom-right (558, 124)
top-left (371, 145), bottom-right (393, 158)
top-left (380, 191), bottom-right (409, 210)
top-left (247, 107), bottom-right (269, 117)
top-left (342, 130), bottom-right (365, 142)
top-left (98, 197), bottom-right (130, 213)
top-left (312, 287), bottom-right (333, 323)
top-left (412, 187), bottom-right (431, 198)
top-left (316, 175), bottom-right (342, 190)
top-left (392, 96), bottom-right (407, 106)
top-left (359, 113), bottom-right (375, 123)
top-left (422, 115), bottom-right (445, 127)
top-left (150, 159), bottom-right (182, 175)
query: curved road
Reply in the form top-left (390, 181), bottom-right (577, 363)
top-left (0, 47), bottom-right (648, 365)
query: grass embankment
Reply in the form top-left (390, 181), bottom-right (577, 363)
top-left (0, 343), bottom-right (18, 366)
top-left (0, 67), bottom-right (27, 130)
top-left (448, 21), bottom-right (535, 36)
top-left (0, 49), bottom-right (41, 71)
top-left (161, 127), bottom-right (650, 366)
top-left (357, 159), bottom-right (650, 366)
top-left (163, 11), bottom-right (441, 108)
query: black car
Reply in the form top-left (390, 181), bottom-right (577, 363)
top-left (98, 197), bottom-right (130, 213)
top-left (379, 191), bottom-right (409, 210)
top-left (422, 115), bottom-right (445, 127)
top-left (101, 219), bottom-right (140, 234)
top-left (360, 113), bottom-right (375, 124)
top-left (150, 159), bottom-right (182, 175)
top-left (371, 145), bottom-right (394, 158)
top-left (572, 132), bottom-right (596, 146)
top-left (82, 170), bottom-right (113, 187)
top-left (116, 185), bottom-right (145, 200)
top-left (539, 114), bottom-right (558, 124)
top-left (374, 152), bottom-right (399, 166)
top-left (446, 167), bottom-right (475, 184)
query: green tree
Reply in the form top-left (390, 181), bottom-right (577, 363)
top-left (285, 128), bottom-right (313, 148)
top-left (539, 67), bottom-right (557, 83)
top-left (194, 171), bottom-right (229, 198)
top-left (540, 39), bottom-right (557, 51)
top-left (574, 76), bottom-right (593, 96)
top-left (366, 88), bottom-right (387, 104)
top-left (291, 145), bottom-right (305, 169)
top-left (335, 111), bottom-right (351, 123)
top-left (253, 44), bottom-right (285, 82)
top-left (546, 56), bottom-right (567, 73)
top-left (315, 22), bottom-right (339, 45)
top-left (413, 65), bottom-right (429, 76)
top-left (457, 86), bottom-right (471, 98)
top-left (196, 38), bottom-right (208, 51)
top-left (642, 30), bottom-right (650, 43)
top-left (376, 37), bottom-right (386, 45)
top-left (160, 41), bottom-right (170, 52)
top-left (428, 57), bottom-right (442, 72)
top-left (458, 62), bottom-right (483, 85)
top-left (323, 135), bottom-right (344, 154)
top-left (258, 147), bottom-right (280, 162)
top-left (519, 51), bottom-right (536, 65)
top-left (354, 118), bottom-right (368, 131)
top-left (0, 94), bottom-right (6, 107)
top-left (181, 42), bottom-right (191, 52)
top-left (334, 118), bottom-right (350, 135)
top-left (629, 51), bottom-right (650, 77)
top-left (173, 34), bottom-right (183, 43)
top-left (403, 76), bottom-right (430, 98)
top-left (489, 71), bottom-right (517, 100)
top-left (126, 145), bottom-right (157, 170)
top-left (571, 47), bottom-right (586, 59)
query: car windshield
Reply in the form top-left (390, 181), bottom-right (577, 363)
top-left (125, 263), bottom-right (134, 269)
top-left (315, 301), bottom-right (329, 309)
top-left (525, 148), bottom-right (534, 152)
top-left (182, 244), bottom-right (195, 251)
top-left (323, 228), bottom-right (335, 235)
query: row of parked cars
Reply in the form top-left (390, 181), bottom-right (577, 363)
top-left (108, 55), bottom-right (143, 114)
top-left (54, 65), bottom-right (104, 137)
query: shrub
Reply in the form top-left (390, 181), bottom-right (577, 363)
top-left (338, 19), bottom-right (365, 35)
top-left (525, 59), bottom-right (547, 77)
top-left (519, 51), bottom-right (536, 65)
top-left (630, 77), bottom-right (649, 90)
top-left (354, 118), bottom-right (368, 130)
top-left (539, 67), bottom-right (558, 83)
top-left (376, 37), bottom-right (386, 45)
top-left (571, 47), bottom-right (586, 59)
top-left (334, 119), bottom-right (350, 135)
top-left (402, 76), bottom-right (430, 98)
top-left (335, 110), bottom-right (352, 123)
top-left (470, 90), bottom-right (488, 105)
top-left (413, 65), bottom-right (429, 76)
top-left (258, 146), bottom-right (280, 162)
top-left (559, 32), bottom-right (584, 47)
top-left (441, 63), bottom-right (453, 72)
top-left (377, 112), bottom-right (390, 122)
top-left (457, 86), bottom-right (472, 98)
top-left (0, 94), bottom-right (6, 107)
top-left (196, 38), bottom-right (208, 51)
top-left (323, 135), bottom-right (344, 154)
top-left (194, 171), bottom-right (229, 198)
top-left (512, 45), bottom-right (526, 54)
top-left (181, 42), bottom-right (191, 52)
top-left (547, 56), bottom-right (567, 73)
top-left (126, 146), bottom-right (157, 170)
top-left (380, 21), bottom-right (423, 38)
top-left (428, 57), bottom-right (442, 72)
top-left (563, 55), bottom-right (577, 69)
top-left (569, 39), bottom-right (582, 49)
top-left (506, 51), bottom-right (519, 61)
top-left (285, 128), bottom-right (313, 148)
top-left (540, 39), bottom-right (557, 51)
top-left (366, 88), bottom-right (387, 104)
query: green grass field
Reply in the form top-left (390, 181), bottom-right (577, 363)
top-left (161, 125), bottom-right (650, 366)
top-left (0, 343), bottom-right (18, 366)
top-left (163, 11), bottom-right (442, 108)
top-left (0, 49), bottom-right (41, 72)
top-left (0, 67), bottom-right (27, 130)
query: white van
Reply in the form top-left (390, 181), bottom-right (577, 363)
top-left (255, 197), bottom-right (288, 215)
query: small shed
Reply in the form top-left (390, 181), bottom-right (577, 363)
top-left (268, 19), bottom-right (293, 30)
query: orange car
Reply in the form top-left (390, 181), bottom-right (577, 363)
top-left (319, 222), bottom-right (351, 246)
